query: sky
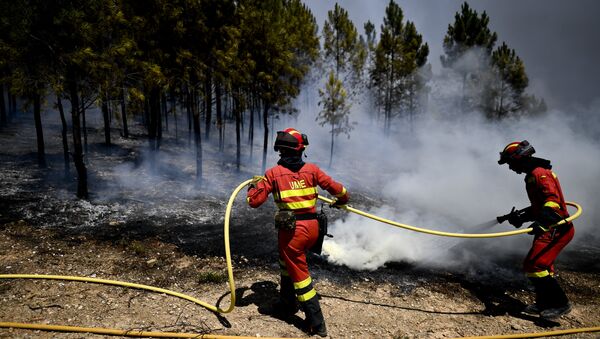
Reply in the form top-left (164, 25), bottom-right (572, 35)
top-left (303, 0), bottom-right (600, 109)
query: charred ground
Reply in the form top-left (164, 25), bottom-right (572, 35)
top-left (1, 116), bottom-right (599, 338)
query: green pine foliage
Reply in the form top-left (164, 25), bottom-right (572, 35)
top-left (441, 2), bottom-right (544, 118)
top-left (0, 0), bottom-right (550, 195)
top-left (317, 71), bottom-right (355, 168)
top-left (441, 2), bottom-right (497, 68)
top-left (484, 42), bottom-right (529, 118)
top-left (0, 0), bottom-right (319, 197)
top-left (369, 0), bottom-right (429, 134)
top-left (319, 2), bottom-right (364, 166)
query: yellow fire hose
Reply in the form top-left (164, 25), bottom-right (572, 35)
top-left (0, 322), bottom-right (295, 339)
top-left (317, 196), bottom-right (582, 238)
top-left (0, 178), bottom-right (592, 338)
top-left (452, 326), bottom-right (600, 339)
top-left (0, 179), bottom-right (262, 338)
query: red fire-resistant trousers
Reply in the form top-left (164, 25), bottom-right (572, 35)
top-left (278, 219), bottom-right (318, 282)
top-left (523, 224), bottom-right (574, 275)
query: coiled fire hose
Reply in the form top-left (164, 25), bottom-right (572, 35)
top-left (0, 178), bottom-right (593, 338)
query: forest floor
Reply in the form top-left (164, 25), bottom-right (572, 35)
top-left (1, 114), bottom-right (600, 338)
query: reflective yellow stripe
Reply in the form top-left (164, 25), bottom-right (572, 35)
top-left (297, 288), bottom-right (317, 302)
top-left (544, 201), bottom-right (561, 209)
top-left (334, 187), bottom-right (347, 198)
top-left (504, 143), bottom-right (520, 152)
top-left (276, 199), bottom-right (317, 210)
top-left (279, 187), bottom-right (317, 199)
top-left (246, 197), bottom-right (250, 203)
top-left (293, 277), bottom-right (312, 290)
top-left (552, 172), bottom-right (557, 179)
top-left (527, 270), bottom-right (550, 278)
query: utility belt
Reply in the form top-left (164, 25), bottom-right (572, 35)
top-left (273, 209), bottom-right (330, 255)
top-left (274, 210), bottom-right (316, 230)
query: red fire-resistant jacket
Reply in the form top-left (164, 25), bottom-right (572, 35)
top-left (247, 163), bottom-right (348, 214)
top-left (525, 167), bottom-right (570, 221)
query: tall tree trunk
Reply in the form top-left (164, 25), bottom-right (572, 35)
top-left (162, 92), bottom-right (168, 132)
top-left (120, 87), bottom-right (129, 138)
top-left (216, 82), bottom-right (223, 152)
top-left (329, 123), bottom-right (334, 168)
top-left (192, 90), bottom-right (202, 186)
top-left (56, 95), bottom-right (70, 178)
top-left (101, 95), bottom-right (111, 146)
top-left (170, 90), bottom-right (178, 142)
top-left (9, 94), bottom-right (17, 119)
top-left (157, 92), bottom-right (162, 150)
top-left (148, 87), bottom-right (160, 153)
top-left (0, 84), bottom-right (6, 126)
top-left (234, 93), bottom-right (241, 171)
top-left (261, 101), bottom-right (270, 173)
top-left (248, 95), bottom-right (255, 161)
top-left (204, 75), bottom-right (212, 141)
top-left (33, 94), bottom-right (46, 168)
top-left (187, 89), bottom-right (192, 146)
top-left (81, 100), bottom-right (88, 154)
top-left (68, 72), bottom-right (88, 199)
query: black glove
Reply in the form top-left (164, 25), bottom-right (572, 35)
top-left (527, 221), bottom-right (548, 235)
top-left (538, 206), bottom-right (563, 227)
top-left (248, 175), bottom-right (265, 189)
top-left (330, 199), bottom-right (347, 209)
top-left (508, 213), bottom-right (523, 228)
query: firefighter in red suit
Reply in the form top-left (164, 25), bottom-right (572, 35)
top-left (498, 140), bottom-right (574, 319)
top-left (247, 128), bottom-right (348, 337)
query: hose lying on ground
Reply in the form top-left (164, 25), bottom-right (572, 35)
top-left (0, 322), bottom-right (301, 339)
top-left (0, 179), bottom-right (257, 338)
top-left (452, 325), bottom-right (600, 339)
top-left (0, 179), bottom-right (589, 338)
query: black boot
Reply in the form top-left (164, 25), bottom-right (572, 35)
top-left (541, 303), bottom-right (572, 319)
top-left (524, 276), bottom-right (552, 314)
top-left (272, 275), bottom-right (299, 318)
top-left (301, 297), bottom-right (327, 337)
top-left (308, 321), bottom-right (327, 337)
top-left (540, 276), bottom-right (571, 319)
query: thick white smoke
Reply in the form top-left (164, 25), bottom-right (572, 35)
top-left (293, 59), bottom-right (600, 271)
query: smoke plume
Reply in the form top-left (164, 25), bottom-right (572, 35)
top-left (294, 58), bottom-right (600, 272)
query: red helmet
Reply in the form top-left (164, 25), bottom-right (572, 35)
top-left (274, 128), bottom-right (309, 152)
top-left (498, 140), bottom-right (535, 164)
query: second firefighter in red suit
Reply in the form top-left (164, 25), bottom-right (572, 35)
top-left (247, 128), bottom-right (348, 337)
top-left (498, 140), bottom-right (574, 320)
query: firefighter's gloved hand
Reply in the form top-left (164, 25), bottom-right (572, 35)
top-left (249, 175), bottom-right (265, 188)
top-left (508, 213), bottom-right (523, 228)
top-left (527, 222), bottom-right (547, 235)
top-left (330, 199), bottom-right (347, 209)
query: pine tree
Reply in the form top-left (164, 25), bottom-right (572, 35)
top-left (370, 0), bottom-right (428, 134)
top-left (3, 0), bottom-right (51, 167)
top-left (485, 42), bottom-right (529, 118)
top-left (322, 3), bottom-right (365, 92)
top-left (441, 2), bottom-right (497, 112)
top-left (441, 2), bottom-right (497, 67)
top-left (317, 71), bottom-right (354, 168)
top-left (319, 3), bottom-right (365, 165)
top-left (237, 0), bottom-right (318, 172)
